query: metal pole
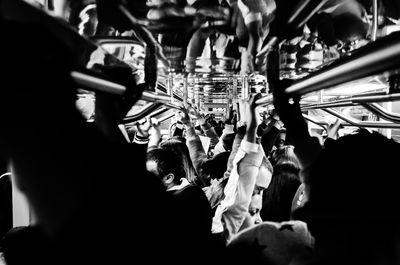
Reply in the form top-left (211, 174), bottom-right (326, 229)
top-left (302, 114), bottom-right (328, 130)
top-left (255, 94), bottom-right (273, 106)
top-left (122, 103), bottom-right (163, 124)
top-left (371, 0), bottom-right (378, 41)
top-left (287, 0), bottom-right (330, 29)
top-left (141, 91), bottom-right (182, 110)
top-left (351, 93), bottom-right (400, 104)
top-left (242, 75), bottom-right (249, 99)
top-left (284, 32), bottom-right (400, 96)
top-left (301, 99), bottom-right (355, 110)
top-left (323, 108), bottom-right (400, 129)
top-left (183, 75), bottom-right (188, 105)
top-left (157, 113), bottom-right (175, 123)
top-left (71, 71), bottom-right (126, 95)
top-left (361, 103), bottom-right (400, 122)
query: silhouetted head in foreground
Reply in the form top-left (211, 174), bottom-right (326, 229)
top-left (294, 130), bottom-right (400, 265)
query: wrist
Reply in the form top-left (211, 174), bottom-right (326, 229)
top-left (273, 120), bottom-right (284, 130)
top-left (247, 119), bottom-right (258, 130)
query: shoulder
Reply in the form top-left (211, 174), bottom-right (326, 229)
top-left (227, 221), bottom-right (314, 265)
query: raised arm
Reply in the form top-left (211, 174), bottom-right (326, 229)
top-left (272, 79), bottom-right (322, 170)
top-left (179, 105), bottom-right (209, 187)
top-left (190, 105), bottom-right (220, 148)
top-left (212, 94), bottom-right (265, 242)
top-left (260, 110), bottom-right (284, 157)
top-left (148, 118), bottom-right (162, 150)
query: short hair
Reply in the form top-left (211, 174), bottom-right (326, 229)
top-left (202, 151), bottom-right (231, 180)
top-left (159, 138), bottom-right (199, 184)
top-left (147, 148), bottom-right (186, 185)
top-left (269, 145), bottom-right (300, 168)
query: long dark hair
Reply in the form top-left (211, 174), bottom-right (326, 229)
top-left (261, 146), bottom-right (301, 222)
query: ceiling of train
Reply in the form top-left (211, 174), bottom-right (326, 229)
top-left (22, 0), bottom-right (400, 128)
top-left (26, 0), bottom-right (398, 85)
top-left (86, 0), bottom-right (400, 73)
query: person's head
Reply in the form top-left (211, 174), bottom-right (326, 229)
top-left (274, 129), bottom-right (287, 149)
top-left (270, 145), bottom-right (300, 167)
top-left (332, 12), bottom-right (368, 43)
top-left (0, 226), bottom-right (45, 265)
top-left (243, 191), bottom-right (263, 228)
top-left (293, 131), bottom-right (400, 263)
top-left (159, 137), bottom-right (198, 184)
top-left (241, 157), bottom-right (273, 230)
top-left (261, 161), bottom-right (301, 222)
top-left (146, 148), bottom-right (186, 189)
top-left (202, 151), bottom-right (230, 181)
top-left (222, 133), bottom-right (236, 152)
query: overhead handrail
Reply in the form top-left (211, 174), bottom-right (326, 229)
top-left (302, 114), bottom-right (329, 130)
top-left (71, 71), bottom-right (182, 110)
top-left (301, 99), bottom-right (355, 110)
top-left (361, 103), bottom-right (400, 123)
top-left (141, 91), bottom-right (181, 110)
top-left (71, 71), bottom-right (126, 95)
top-left (122, 103), bottom-right (163, 124)
top-left (157, 113), bottom-right (176, 123)
top-left (287, 0), bottom-right (330, 29)
top-left (301, 92), bottom-right (400, 110)
top-left (123, 106), bottom-right (172, 125)
top-left (142, 106), bottom-right (169, 121)
top-left (371, 0), bottom-right (378, 41)
top-left (255, 94), bottom-right (273, 106)
top-left (350, 92), bottom-right (400, 104)
top-left (282, 31), bottom-right (400, 96)
top-left (323, 108), bottom-right (400, 129)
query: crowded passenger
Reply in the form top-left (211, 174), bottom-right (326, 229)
top-left (146, 147), bottom-right (213, 256)
top-left (211, 93), bottom-right (272, 243)
top-left (271, 77), bottom-right (400, 265)
top-left (2, 1), bottom-right (400, 265)
top-left (261, 145), bottom-right (301, 222)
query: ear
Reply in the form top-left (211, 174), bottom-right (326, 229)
top-left (163, 173), bottom-right (175, 185)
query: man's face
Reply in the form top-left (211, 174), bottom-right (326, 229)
top-left (275, 132), bottom-right (286, 148)
top-left (146, 160), bottom-right (171, 188)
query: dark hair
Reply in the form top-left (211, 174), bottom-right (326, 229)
top-left (332, 13), bottom-right (368, 42)
top-left (202, 151), bottom-right (230, 180)
top-left (159, 138), bottom-right (199, 184)
top-left (222, 133), bottom-right (235, 152)
top-left (295, 131), bottom-right (400, 263)
top-left (0, 226), bottom-right (45, 265)
top-left (261, 162), bottom-right (301, 222)
top-left (269, 145), bottom-right (300, 167)
top-left (147, 148), bottom-right (186, 185)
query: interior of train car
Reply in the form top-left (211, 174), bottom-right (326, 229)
top-left (0, 0), bottom-right (400, 264)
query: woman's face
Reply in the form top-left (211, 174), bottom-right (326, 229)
top-left (240, 191), bottom-right (263, 231)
